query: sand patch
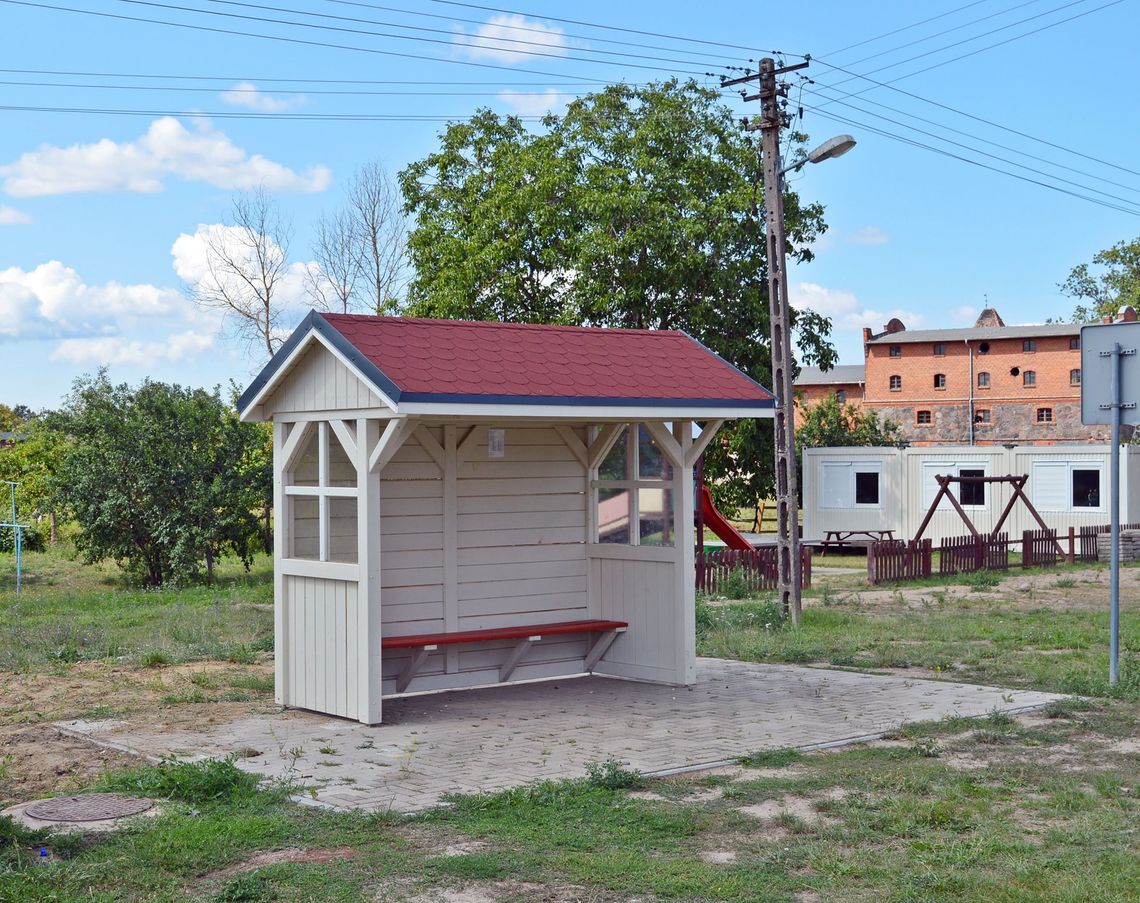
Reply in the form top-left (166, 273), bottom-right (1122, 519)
top-left (203, 847), bottom-right (358, 880)
top-left (737, 795), bottom-right (837, 825)
top-left (700, 850), bottom-right (737, 864)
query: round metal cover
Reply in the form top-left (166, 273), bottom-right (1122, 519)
top-left (24, 793), bottom-right (154, 822)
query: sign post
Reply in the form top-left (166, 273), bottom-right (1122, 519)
top-left (1080, 321), bottom-right (1140, 685)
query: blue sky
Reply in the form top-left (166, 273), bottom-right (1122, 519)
top-left (3, 0), bottom-right (1138, 410)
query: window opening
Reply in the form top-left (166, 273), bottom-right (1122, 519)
top-left (835, 389), bottom-right (846, 404)
top-left (889, 374), bottom-right (902, 391)
top-left (285, 422), bottom-right (358, 563)
top-left (1070, 336), bottom-right (1081, 350)
top-left (977, 371), bottom-right (990, 388)
top-left (975, 409), bottom-right (991, 424)
top-left (1023, 339), bottom-right (1036, 352)
top-left (916, 410), bottom-right (932, 425)
top-left (1037, 408), bottom-right (1053, 423)
top-left (1073, 469), bottom-right (1100, 508)
top-left (889, 345), bottom-right (901, 357)
top-left (933, 373), bottom-right (946, 389)
top-left (959, 469), bottom-right (986, 506)
top-left (595, 425), bottom-right (674, 547)
top-left (1023, 370), bottom-right (1036, 386)
top-left (1071, 368), bottom-right (1081, 385)
top-left (855, 471), bottom-right (880, 505)
top-left (933, 343), bottom-right (945, 356)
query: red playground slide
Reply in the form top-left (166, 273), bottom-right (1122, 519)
top-left (698, 485), bottom-right (755, 551)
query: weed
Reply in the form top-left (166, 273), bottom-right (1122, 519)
top-left (739, 747), bottom-right (803, 769)
top-left (429, 852), bottom-right (509, 880)
top-left (911, 738), bottom-right (941, 758)
top-left (141, 649), bottom-right (172, 668)
top-left (583, 758), bottom-right (643, 790)
top-left (318, 746), bottom-right (338, 756)
top-left (1054, 578), bottom-right (1077, 589)
top-left (962, 570), bottom-right (1002, 592)
top-left (212, 872), bottom-right (275, 902)
top-left (94, 756), bottom-right (264, 804)
top-left (721, 566), bottom-right (752, 600)
top-left (1041, 697), bottom-right (1098, 719)
top-left (987, 708), bottom-right (1017, 729)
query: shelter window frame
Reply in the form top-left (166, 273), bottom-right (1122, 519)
top-left (593, 424), bottom-right (675, 548)
top-left (283, 421), bottom-right (359, 564)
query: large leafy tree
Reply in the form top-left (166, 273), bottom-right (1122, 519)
top-left (1060, 236), bottom-right (1140, 322)
top-left (795, 392), bottom-right (900, 451)
top-left (400, 80), bottom-right (836, 506)
top-left (52, 374), bottom-right (270, 586)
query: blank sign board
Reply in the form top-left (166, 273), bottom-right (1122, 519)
top-left (1080, 320), bottom-right (1140, 426)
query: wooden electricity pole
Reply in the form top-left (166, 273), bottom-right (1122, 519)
top-left (724, 56), bottom-right (809, 624)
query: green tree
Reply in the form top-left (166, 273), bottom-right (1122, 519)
top-left (400, 80), bottom-right (835, 508)
top-left (795, 392), bottom-right (901, 452)
top-left (1060, 236), bottom-right (1140, 322)
top-left (0, 417), bottom-right (68, 547)
top-left (52, 374), bottom-right (269, 586)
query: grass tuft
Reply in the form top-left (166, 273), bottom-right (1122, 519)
top-left (92, 756), bottom-right (265, 805)
top-left (739, 746), bottom-right (803, 769)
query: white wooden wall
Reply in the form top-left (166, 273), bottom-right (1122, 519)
top-left (262, 340), bottom-right (386, 414)
top-left (280, 575), bottom-right (360, 719)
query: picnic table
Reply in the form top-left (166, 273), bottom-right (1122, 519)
top-left (819, 529), bottom-right (895, 555)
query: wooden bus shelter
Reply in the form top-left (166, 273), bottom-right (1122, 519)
top-left (239, 313), bottom-right (775, 725)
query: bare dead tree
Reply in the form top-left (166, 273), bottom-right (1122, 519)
top-left (349, 161), bottom-right (410, 314)
top-left (189, 187), bottom-right (293, 361)
top-left (306, 206), bottom-right (361, 314)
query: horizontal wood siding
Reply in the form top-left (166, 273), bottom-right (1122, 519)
top-left (455, 426), bottom-right (589, 632)
top-left (263, 342), bottom-right (384, 415)
top-left (380, 433), bottom-right (445, 637)
top-left (282, 574), bottom-right (358, 719)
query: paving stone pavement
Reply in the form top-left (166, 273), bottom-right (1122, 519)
top-left (59, 658), bottom-right (1060, 812)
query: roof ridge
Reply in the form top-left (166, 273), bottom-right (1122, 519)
top-left (321, 313), bottom-right (687, 338)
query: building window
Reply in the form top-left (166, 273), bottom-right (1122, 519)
top-left (1073, 469), bottom-right (1100, 507)
top-left (1023, 370), bottom-right (1036, 387)
top-left (975, 409), bottom-right (991, 424)
top-left (1070, 336), bottom-right (1081, 350)
top-left (977, 371), bottom-right (990, 388)
top-left (1033, 462), bottom-right (1103, 511)
top-left (933, 373), bottom-right (946, 389)
top-left (916, 410), bottom-right (932, 425)
top-left (1037, 407), bottom-right (1053, 423)
top-left (835, 389), bottom-right (846, 404)
top-left (959, 469), bottom-right (986, 506)
top-left (1071, 368), bottom-right (1081, 385)
top-left (1023, 339), bottom-right (1037, 352)
top-left (889, 345), bottom-right (901, 358)
top-left (889, 374), bottom-right (902, 391)
top-left (854, 471), bottom-right (880, 505)
top-left (933, 342), bottom-right (945, 356)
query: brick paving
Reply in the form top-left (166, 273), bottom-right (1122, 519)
top-left (59, 658), bottom-right (1060, 812)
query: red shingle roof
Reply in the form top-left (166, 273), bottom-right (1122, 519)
top-left (317, 314), bottom-right (773, 405)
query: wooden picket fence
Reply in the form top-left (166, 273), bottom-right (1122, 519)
top-left (1078, 523), bottom-right (1140, 561)
top-left (867, 539), bottom-right (932, 585)
top-left (1021, 529), bottom-right (1060, 568)
top-left (939, 532), bottom-right (1009, 575)
top-left (696, 546), bottom-right (812, 594)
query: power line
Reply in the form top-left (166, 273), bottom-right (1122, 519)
top-left (825, 0), bottom-right (996, 56)
top-left (97, 0), bottom-right (712, 75)
top-left (185, 0), bottom-right (726, 69)
top-left (0, 0), bottom-right (614, 83)
top-left (0, 78), bottom-right (597, 97)
top-left (800, 101), bottom-right (1140, 217)
top-left (0, 102), bottom-right (549, 121)
top-left (809, 58), bottom-right (1140, 180)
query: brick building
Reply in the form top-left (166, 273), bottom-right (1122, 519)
top-left (859, 307), bottom-right (1119, 446)
top-left (793, 364), bottom-right (864, 427)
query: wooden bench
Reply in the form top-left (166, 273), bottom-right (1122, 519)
top-left (382, 618), bottom-right (628, 693)
top-left (820, 529), bottom-right (895, 555)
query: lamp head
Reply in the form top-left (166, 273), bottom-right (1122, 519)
top-left (806, 134), bottom-right (857, 165)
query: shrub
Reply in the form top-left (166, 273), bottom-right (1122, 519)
top-left (583, 757), bottom-right (644, 790)
top-left (94, 756), bottom-right (263, 805)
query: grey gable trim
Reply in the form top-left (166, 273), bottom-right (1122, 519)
top-left (236, 311), bottom-right (403, 415)
top-left (397, 392), bottom-right (774, 408)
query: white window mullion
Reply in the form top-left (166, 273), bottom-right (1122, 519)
top-left (630, 423), bottom-right (640, 545)
top-left (318, 422), bottom-right (330, 562)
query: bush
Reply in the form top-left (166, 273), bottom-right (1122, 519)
top-left (583, 758), bottom-right (644, 790)
top-left (94, 756), bottom-right (263, 805)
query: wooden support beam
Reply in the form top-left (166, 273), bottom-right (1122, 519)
top-left (396, 645), bottom-right (435, 694)
top-left (413, 425), bottom-right (446, 474)
top-left (588, 423), bottom-right (624, 470)
top-left (583, 627), bottom-right (625, 671)
top-left (553, 424), bottom-right (588, 467)
top-left (456, 425), bottom-right (481, 462)
top-left (368, 419), bottom-right (417, 473)
top-left (280, 420), bottom-right (313, 473)
top-left (642, 421), bottom-right (683, 468)
top-left (499, 635), bottom-right (540, 682)
top-left (685, 420), bottom-right (726, 468)
top-left (327, 419), bottom-right (358, 462)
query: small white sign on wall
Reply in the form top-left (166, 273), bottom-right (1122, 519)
top-left (487, 428), bottom-right (506, 459)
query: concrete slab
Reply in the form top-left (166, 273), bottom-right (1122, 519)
top-left (58, 658), bottom-right (1060, 813)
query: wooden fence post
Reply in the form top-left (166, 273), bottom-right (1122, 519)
top-left (1067, 526), bottom-right (1075, 564)
top-left (867, 542), bottom-right (876, 586)
top-left (1021, 530), bottom-right (1031, 568)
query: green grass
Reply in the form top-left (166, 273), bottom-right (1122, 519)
top-left (0, 547), bottom-right (273, 672)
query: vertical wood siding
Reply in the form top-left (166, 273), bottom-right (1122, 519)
top-left (262, 342), bottom-right (385, 414)
top-left (282, 574), bottom-right (359, 720)
top-left (589, 553), bottom-right (680, 682)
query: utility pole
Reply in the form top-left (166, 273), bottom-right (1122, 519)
top-left (724, 56), bottom-right (809, 625)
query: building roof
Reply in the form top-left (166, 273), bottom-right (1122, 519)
top-left (239, 312), bottom-right (775, 420)
top-left (795, 364), bottom-right (865, 386)
top-left (866, 321), bottom-right (1080, 345)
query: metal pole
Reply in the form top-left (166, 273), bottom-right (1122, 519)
top-left (1109, 343), bottom-right (1121, 686)
top-left (758, 57), bottom-right (802, 625)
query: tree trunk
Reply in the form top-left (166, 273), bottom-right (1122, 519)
top-left (49, 511), bottom-right (57, 544)
top-left (205, 546), bottom-right (215, 585)
top-left (262, 503), bottom-right (273, 555)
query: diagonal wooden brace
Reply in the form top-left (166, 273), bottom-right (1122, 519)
top-left (499, 635), bottom-right (540, 682)
top-left (583, 627), bottom-right (626, 672)
top-left (396, 645), bottom-right (436, 693)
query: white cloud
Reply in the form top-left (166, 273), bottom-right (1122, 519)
top-left (219, 82), bottom-right (306, 113)
top-left (497, 88), bottom-right (573, 117)
top-left (0, 261), bottom-right (184, 340)
top-left (0, 117), bottom-right (331, 197)
top-left (845, 226), bottom-right (889, 245)
top-left (949, 305), bottom-right (978, 324)
top-left (0, 204), bottom-right (30, 224)
top-left (51, 331), bottom-right (214, 366)
top-left (456, 14), bottom-right (569, 63)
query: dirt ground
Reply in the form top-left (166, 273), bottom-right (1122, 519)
top-left (0, 660), bottom-right (276, 803)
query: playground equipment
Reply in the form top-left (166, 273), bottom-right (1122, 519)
top-left (2, 481), bottom-right (25, 594)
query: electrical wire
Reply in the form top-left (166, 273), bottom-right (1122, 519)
top-left (0, 79), bottom-right (601, 97)
top-left (0, 67), bottom-right (617, 85)
top-left (824, 0), bottom-right (996, 56)
top-left (0, 103), bottom-right (549, 120)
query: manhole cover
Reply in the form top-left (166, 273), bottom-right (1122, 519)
top-left (24, 793), bottom-right (154, 822)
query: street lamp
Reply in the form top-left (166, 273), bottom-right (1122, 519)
top-left (761, 118), bottom-right (856, 626)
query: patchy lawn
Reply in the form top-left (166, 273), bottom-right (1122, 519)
top-left (0, 549), bottom-right (1137, 901)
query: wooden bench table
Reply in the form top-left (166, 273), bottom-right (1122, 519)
top-left (820, 530), bottom-right (895, 555)
top-left (382, 618), bottom-right (628, 693)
